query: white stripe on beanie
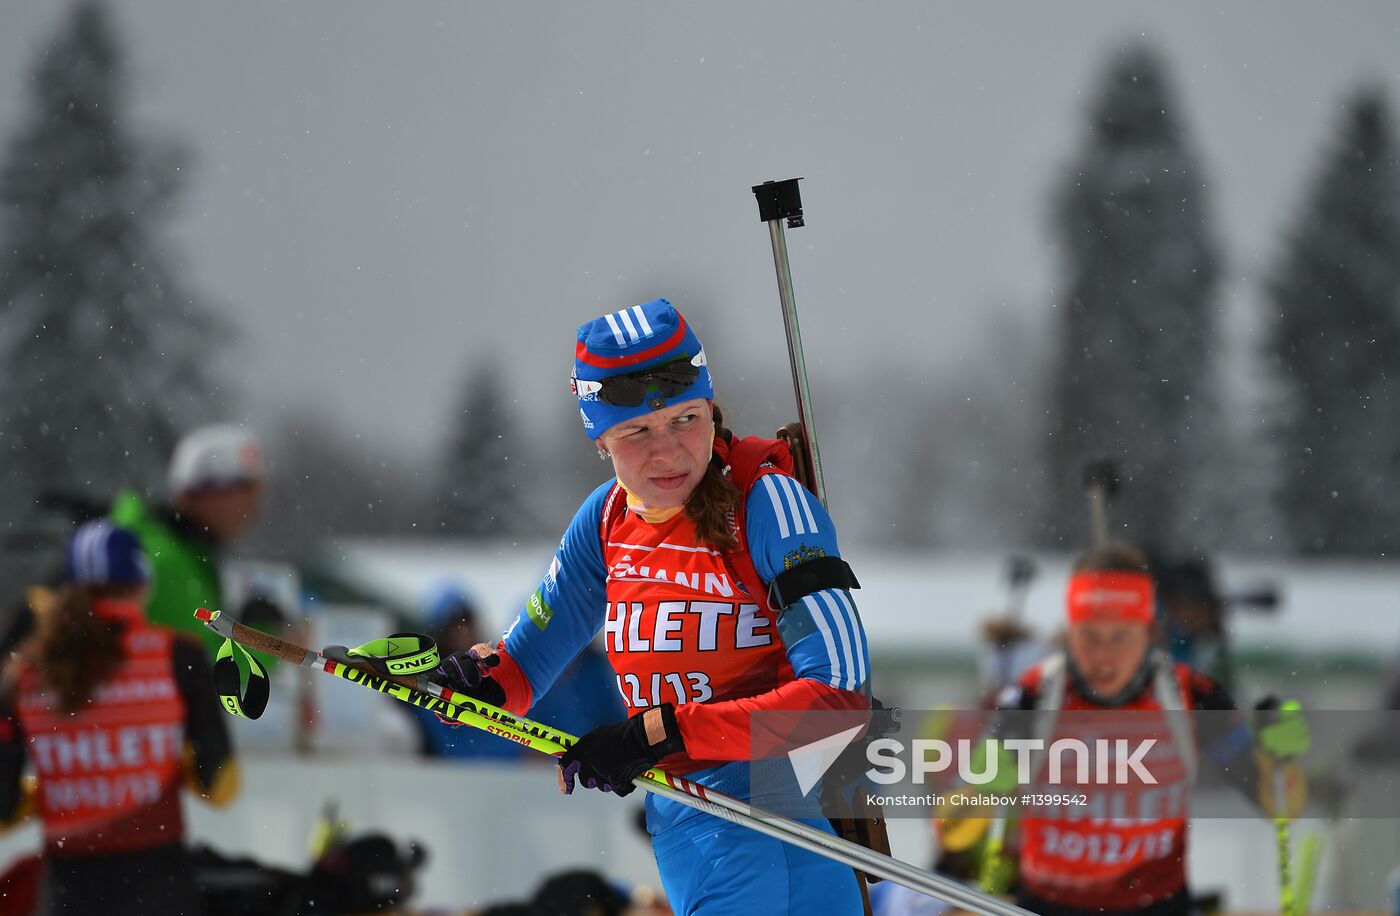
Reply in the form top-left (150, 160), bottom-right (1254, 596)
top-left (95, 523), bottom-right (111, 581)
top-left (616, 307), bottom-right (640, 341)
top-left (603, 313), bottom-right (627, 346)
top-left (76, 520), bottom-right (109, 582)
top-left (90, 521), bottom-right (107, 582)
top-left (73, 522), bottom-right (95, 581)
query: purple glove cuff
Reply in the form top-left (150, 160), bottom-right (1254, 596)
top-left (559, 759), bottom-right (620, 796)
top-left (436, 647), bottom-right (500, 691)
top-left (449, 651), bottom-right (480, 687)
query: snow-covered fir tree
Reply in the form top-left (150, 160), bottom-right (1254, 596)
top-left (1264, 87), bottom-right (1400, 556)
top-left (0, 2), bottom-right (225, 589)
top-left (1039, 45), bottom-right (1225, 552)
top-left (431, 363), bottom-right (534, 538)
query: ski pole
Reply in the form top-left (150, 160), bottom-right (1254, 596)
top-left (1292, 832), bottom-right (1322, 916)
top-left (978, 815), bottom-right (1011, 895)
top-left (195, 607), bottom-right (1033, 916)
top-left (985, 555), bottom-right (1038, 697)
top-left (1256, 696), bottom-right (1297, 916)
top-left (1276, 812), bottom-right (1294, 916)
top-left (1081, 458), bottom-right (1121, 548)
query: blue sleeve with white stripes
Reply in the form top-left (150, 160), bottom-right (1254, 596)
top-left (745, 473), bottom-right (870, 692)
top-left (501, 481), bottom-right (612, 702)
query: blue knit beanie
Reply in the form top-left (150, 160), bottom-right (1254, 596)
top-left (67, 520), bottom-right (150, 587)
top-left (572, 299), bottom-right (714, 440)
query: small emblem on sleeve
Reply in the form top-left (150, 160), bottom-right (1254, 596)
top-left (782, 545), bottom-right (827, 571)
top-left (526, 588), bottom-right (554, 630)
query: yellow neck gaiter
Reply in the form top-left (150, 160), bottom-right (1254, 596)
top-left (623, 489), bottom-right (685, 524)
top-left (619, 421), bottom-right (717, 524)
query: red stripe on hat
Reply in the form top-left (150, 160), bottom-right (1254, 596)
top-left (1066, 571), bottom-right (1155, 625)
top-left (576, 320), bottom-right (689, 369)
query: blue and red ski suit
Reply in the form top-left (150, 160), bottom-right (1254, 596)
top-left (485, 435), bottom-right (871, 915)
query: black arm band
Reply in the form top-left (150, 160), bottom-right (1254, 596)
top-left (767, 556), bottom-right (861, 610)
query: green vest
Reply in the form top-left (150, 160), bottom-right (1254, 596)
top-left (109, 489), bottom-right (276, 674)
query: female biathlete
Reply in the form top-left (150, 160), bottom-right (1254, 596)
top-left (0, 520), bottom-right (237, 915)
top-left (432, 298), bottom-right (872, 915)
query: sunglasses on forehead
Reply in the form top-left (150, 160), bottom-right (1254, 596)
top-left (573, 352), bottom-right (706, 407)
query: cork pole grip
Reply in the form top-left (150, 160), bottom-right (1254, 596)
top-left (228, 618), bottom-right (315, 666)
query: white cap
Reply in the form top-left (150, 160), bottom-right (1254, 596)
top-left (168, 424), bottom-right (264, 495)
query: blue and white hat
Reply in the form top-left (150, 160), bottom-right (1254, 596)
top-left (168, 424), bottom-right (263, 495)
top-left (571, 299), bottom-right (714, 440)
top-left (66, 520), bottom-right (150, 587)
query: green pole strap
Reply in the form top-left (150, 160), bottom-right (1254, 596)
top-left (346, 633), bottom-right (441, 677)
top-left (210, 632), bottom-right (438, 721)
top-left (213, 638), bottom-right (270, 719)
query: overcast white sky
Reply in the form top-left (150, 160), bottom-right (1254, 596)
top-left (3, 2), bottom-right (1399, 462)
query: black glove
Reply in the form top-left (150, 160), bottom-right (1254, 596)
top-left (429, 644), bottom-right (505, 715)
top-left (558, 704), bottom-right (685, 797)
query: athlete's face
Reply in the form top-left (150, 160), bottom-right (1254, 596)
top-left (599, 399), bottom-right (714, 510)
top-left (1066, 620), bottom-right (1152, 699)
top-left (176, 480), bottom-right (263, 544)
